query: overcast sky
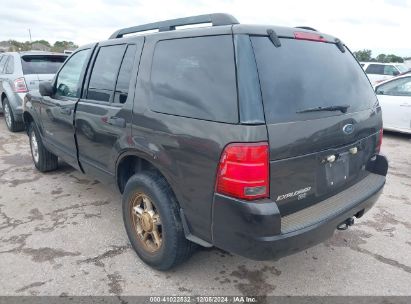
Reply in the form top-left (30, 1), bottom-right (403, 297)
top-left (0, 0), bottom-right (410, 56)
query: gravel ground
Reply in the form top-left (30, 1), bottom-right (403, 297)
top-left (0, 117), bottom-right (410, 296)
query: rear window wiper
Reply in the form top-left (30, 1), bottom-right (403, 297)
top-left (296, 105), bottom-right (350, 114)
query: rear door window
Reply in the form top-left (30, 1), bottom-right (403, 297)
top-left (150, 35), bottom-right (238, 123)
top-left (21, 55), bottom-right (67, 74)
top-left (251, 37), bottom-right (377, 124)
top-left (5, 56), bottom-right (14, 74)
top-left (383, 65), bottom-right (397, 76)
top-left (87, 44), bottom-right (127, 103)
top-left (0, 55), bottom-right (7, 73)
top-left (114, 45), bottom-right (137, 104)
top-left (365, 64), bottom-right (384, 74)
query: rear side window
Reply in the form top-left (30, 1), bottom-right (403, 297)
top-left (252, 37), bottom-right (377, 124)
top-left (21, 55), bottom-right (67, 74)
top-left (150, 36), bottom-right (238, 123)
top-left (87, 44), bottom-right (127, 102)
top-left (365, 64), bottom-right (384, 75)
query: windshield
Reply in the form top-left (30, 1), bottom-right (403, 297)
top-left (251, 37), bottom-right (378, 123)
top-left (396, 65), bottom-right (409, 73)
top-left (21, 55), bottom-right (67, 75)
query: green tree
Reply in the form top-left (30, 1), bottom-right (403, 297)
top-left (52, 41), bottom-right (78, 52)
top-left (376, 54), bottom-right (387, 63)
top-left (353, 49), bottom-right (372, 61)
top-left (376, 54), bottom-right (404, 63)
top-left (8, 40), bottom-right (33, 51)
top-left (32, 39), bottom-right (51, 47)
top-left (385, 54), bottom-right (404, 63)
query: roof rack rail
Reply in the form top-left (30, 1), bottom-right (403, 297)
top-left (109, 13), bottom-right (239, 39)
top-left (295, 26), bottom-right (318, 32)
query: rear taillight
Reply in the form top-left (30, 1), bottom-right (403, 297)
top-left (216, 142), bottom-right (269, 201)
top-left (294, 31), bottom-right (327, 42)
top-left (13, 78), bottom-right (28, 93)
top-left (376, 128), bottom-right (383, 154)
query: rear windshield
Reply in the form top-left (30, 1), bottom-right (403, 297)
top-left (251, 37), bottom-right (377, 123)
top-left (21, 55), bottom-right (67, 75)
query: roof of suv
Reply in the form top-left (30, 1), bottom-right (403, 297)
top-left (101, 13), bottom-right (340, 45)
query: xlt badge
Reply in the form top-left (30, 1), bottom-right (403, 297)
top-left (277, 187), bottom-right (312, 201)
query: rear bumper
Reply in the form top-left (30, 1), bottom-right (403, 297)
top-left (212, 155), bottom-right (387, 260)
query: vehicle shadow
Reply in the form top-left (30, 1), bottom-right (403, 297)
top-left (383, 130), bottom-right (411, 140)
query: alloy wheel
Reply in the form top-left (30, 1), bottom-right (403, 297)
top-left (4, 103), bottom-right (12, 128)
top-left (130, 192), bottom-right (163, 253)
top-left (30, 131), bottom-right (39, 164)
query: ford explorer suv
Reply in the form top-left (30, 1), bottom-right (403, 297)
top-left (0, 51), bottom-right (67, 132)
top-left (23, 14), bottom-right (388, 270)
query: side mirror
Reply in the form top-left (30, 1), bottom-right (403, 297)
top-left (39, 81), bottom-right (54, 97)
top-left (393, 70), bottom-right (400, 76)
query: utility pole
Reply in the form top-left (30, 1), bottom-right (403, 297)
top-left (28, 29), bottom-right (32, 49)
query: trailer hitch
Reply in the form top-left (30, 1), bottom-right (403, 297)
top-left (337, 217), bottom-right (355, 230)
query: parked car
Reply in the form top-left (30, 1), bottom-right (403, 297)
top-left (23, 14), bottom-right (388, 270)
top-left (375, 75), bottom-right (411, 134)
top-left (0, 51), bottom-right (67, 132)
top-left (360, 62), bottom-right (409, 85)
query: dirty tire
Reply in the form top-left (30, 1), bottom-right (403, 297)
top-left (28, 122), bottom-right (58, 172)
top-left (3, 97), bottom-right (24, 132)
top-left (123, 171), bottom-right (194, 270)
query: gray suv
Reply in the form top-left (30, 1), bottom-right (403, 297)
top-left (0, 51), bottom-right (67, 131)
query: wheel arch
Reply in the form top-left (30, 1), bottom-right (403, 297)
top-left (23, 111), bottom-right (34, 132)
top-left (116, 149), bottom-right (213, 248)
top-left (1, 92), bottom-right (7, 104)
top-left (115, 150), bottom-right (178, 198)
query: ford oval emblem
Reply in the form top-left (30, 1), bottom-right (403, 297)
top-left (343, 124), bottom-right (354, 135)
